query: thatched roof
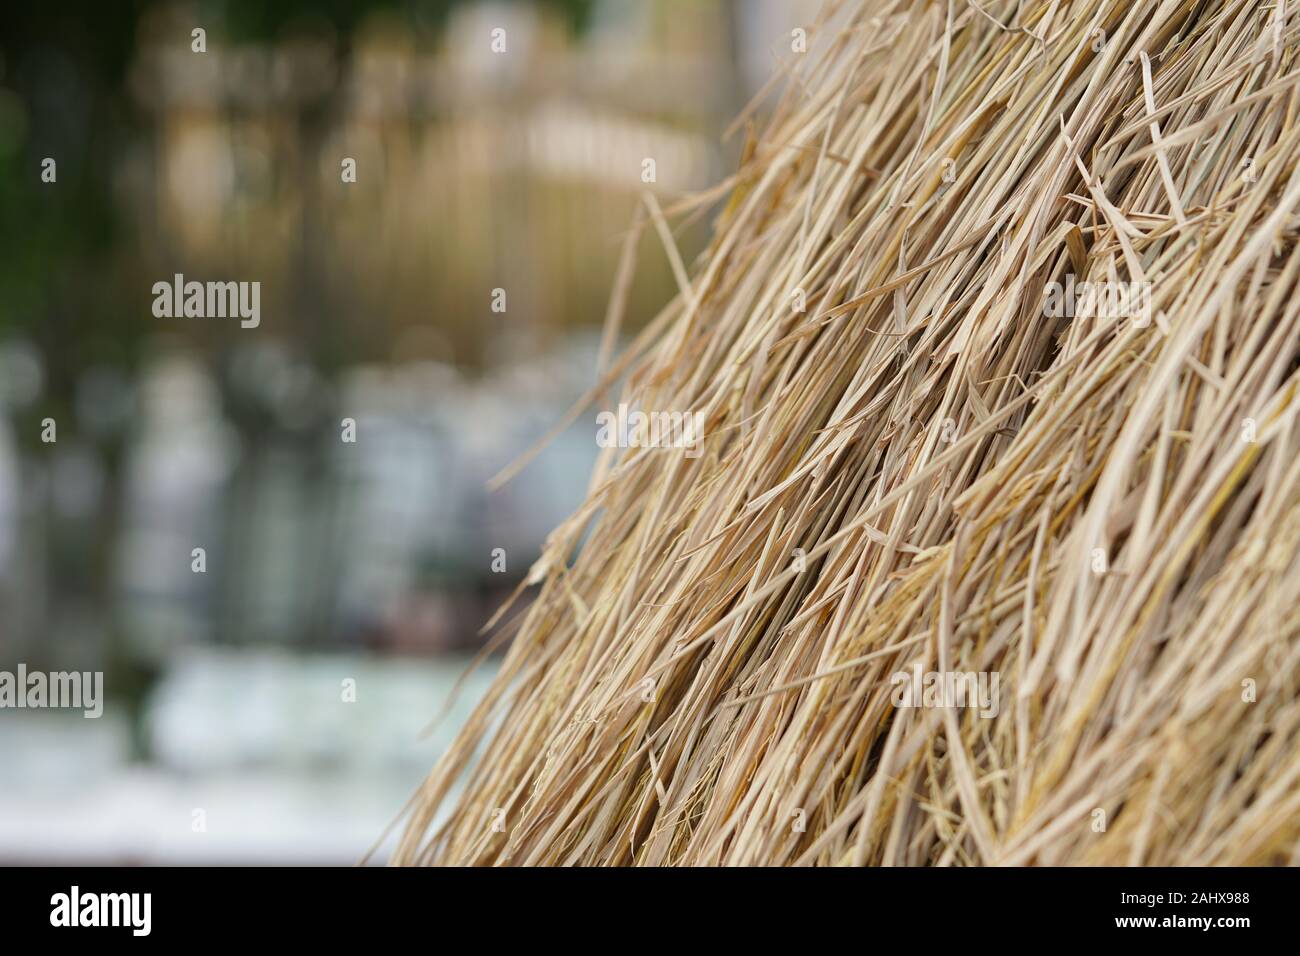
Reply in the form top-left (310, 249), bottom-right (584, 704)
top-left (395, 0), bottom-right (1300, 866)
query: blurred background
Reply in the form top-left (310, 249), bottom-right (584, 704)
top-left (0, 0), bottom-right (816, 863)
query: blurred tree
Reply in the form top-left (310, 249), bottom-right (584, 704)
top-left (0, 0), bottom-right (597, 658)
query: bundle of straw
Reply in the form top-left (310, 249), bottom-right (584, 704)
top-left (395, 0), bottom-right (1300, 865)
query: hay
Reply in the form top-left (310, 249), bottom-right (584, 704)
top-left (394, 0), bottom-right (1300, 865)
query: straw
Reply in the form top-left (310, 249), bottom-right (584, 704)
top-left (394, 0), bottom-right (1300, 866)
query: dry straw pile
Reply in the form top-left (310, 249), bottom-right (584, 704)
top-left (395, 0), bottom-right (1300, 865)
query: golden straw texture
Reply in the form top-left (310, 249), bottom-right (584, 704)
top-left (395, 0), bottom-right (1300, 866)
